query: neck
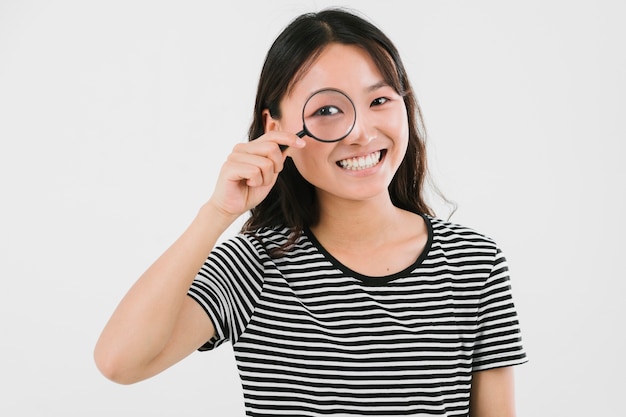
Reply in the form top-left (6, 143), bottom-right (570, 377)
top-left (310, 193), bottom-right (403, 247)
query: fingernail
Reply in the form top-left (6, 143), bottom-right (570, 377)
top-left (295, 138), bottom-right (306, 147)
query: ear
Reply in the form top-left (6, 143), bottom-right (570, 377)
top-left (262, 109), bottom-right (281, 133)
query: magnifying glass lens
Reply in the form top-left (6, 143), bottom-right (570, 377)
top-left (302, 89), bottom-right (356, 142)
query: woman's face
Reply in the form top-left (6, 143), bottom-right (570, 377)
top-left (269, 43), bottom-right (409, 205)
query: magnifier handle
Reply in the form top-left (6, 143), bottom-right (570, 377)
top-left (279, 129), bottom-right (307, 151)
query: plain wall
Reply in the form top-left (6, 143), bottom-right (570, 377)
top-left (1, 0), bottom-right (624, 415)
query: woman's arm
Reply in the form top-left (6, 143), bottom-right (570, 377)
top-left (469, 366), bottom-right (517, 417)
top-left (93, 132), bottom-right (305, 385)
top-left (93, 202), bottom-right (235, 384)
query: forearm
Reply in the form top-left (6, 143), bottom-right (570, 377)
top-left (94, 202), bottom-right (238, 380)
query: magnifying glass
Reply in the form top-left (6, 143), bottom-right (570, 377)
top-left (280, 88), bottom-right (356, 150)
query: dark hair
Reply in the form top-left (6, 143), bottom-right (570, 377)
top-left (242, 8), bottom-right (434, 251)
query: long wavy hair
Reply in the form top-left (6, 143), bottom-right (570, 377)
top-left (242, 8), bottom-right (434, 252)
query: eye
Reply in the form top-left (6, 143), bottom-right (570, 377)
top-left (371, 97), bottom-right (389, 106)
top-left (314, 105), bottom-right (342, 117)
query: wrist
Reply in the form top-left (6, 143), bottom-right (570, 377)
top-left (198, 200), bottom-right (241, 230)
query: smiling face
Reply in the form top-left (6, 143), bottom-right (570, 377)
top-left (267, 43), bottom-right (409, 205)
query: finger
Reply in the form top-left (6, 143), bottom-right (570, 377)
top-left (250, 132), bottom-right (306, 154)
top-left (220, 160), bottom-right (264, 189)
top-left (277, 136), bottom-right (306, 152)
top-left (225, 152), bottom-right (278, 187)
top-left (232, 141), bottom-right (285, 176)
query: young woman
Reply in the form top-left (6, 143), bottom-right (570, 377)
top-left (95, 8), bottom-right (526, 416)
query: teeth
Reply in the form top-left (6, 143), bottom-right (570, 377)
top-left (338, 151), bottom-right (382, 170)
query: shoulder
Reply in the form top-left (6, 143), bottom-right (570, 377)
top-left (427, 216), bottom-right (496, 244)
top-left (198, 228), bottom-right (296, 282)
top-left (218, 226), bottom-right (310, 261)
top-left (426, 215), bottom-right (500, 256)
top-left (424, 216), bottom-right (512, 283)
top-left (238, 226), bottom-right (296, 253)
top-left (205, 228), bottom-right (291, 268)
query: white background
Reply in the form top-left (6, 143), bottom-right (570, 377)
top-left (1, 0), bottom-right (624, 415)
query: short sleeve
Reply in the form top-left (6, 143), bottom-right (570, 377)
top-left (472, 248), bottom-right (527, 371)
top-left (187, 234), bottom-right (265, 351)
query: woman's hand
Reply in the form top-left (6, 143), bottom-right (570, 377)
top-left (208, 132), bottom-right (305, 217)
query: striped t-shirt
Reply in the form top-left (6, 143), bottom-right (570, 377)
top-left (188, 215), bottom-right (527, 416)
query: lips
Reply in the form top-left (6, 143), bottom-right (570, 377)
top-left (337, 150), bottom-right (383, 171)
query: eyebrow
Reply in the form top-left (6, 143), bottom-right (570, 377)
top-left (366, 80), bottom-right (391, 92)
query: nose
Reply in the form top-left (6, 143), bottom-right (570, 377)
top-left (342, 113), bottom-right (377, 145)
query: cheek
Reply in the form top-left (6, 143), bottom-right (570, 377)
top-left (397, 107), bottom-right (410, 139)
top-left (401, 118), bottom-right (410, 149)
top-left (289, 142), bottom-right (330, 181)
top-left (385, 106), bottom-right (410, 149)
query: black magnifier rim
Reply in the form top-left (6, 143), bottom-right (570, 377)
top-left (300, 88), bottom-right (356, 143)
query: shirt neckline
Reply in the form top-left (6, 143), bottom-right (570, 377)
top-left (303, 213), bottom-right (433, 286)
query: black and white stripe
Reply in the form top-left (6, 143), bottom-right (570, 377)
top-left (188, 215), bottom-right (526, 416)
